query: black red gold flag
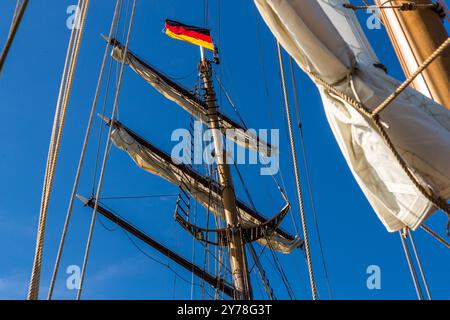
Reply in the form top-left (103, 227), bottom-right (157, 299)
top-left (165, 19), bottom-right (215, 51)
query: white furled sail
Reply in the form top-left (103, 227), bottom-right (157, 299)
top-left (255, 0), bottom-right (450, 231)
top-left (102, 116), bottom-right (302, 253)
top-left (110, 39), bottom-right (275, 158)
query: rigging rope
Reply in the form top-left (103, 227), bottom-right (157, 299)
top-left (399, 230), bottom-right (424, 300)
top-left (191, 197), bottom-right (198, 300)
top-left (407, 229), bottom-right (432, 300)
top-left (232, 162), bottom-right (276, 300)
top-left (214, 73), bottom-right (248, 129)
top-left (119, 217), bottom-right (208, 293)
top-left (372, 37), bottom-right (450, 116)
top-left (289, 57), bottom-right (333, 299)
top-left (252, 7), bottom-right (303, 238)
top-left (47, 0), bottom-right (123, 300)
top-left (0, 0), bottom-right (29, 74)
top-left (27, 0), bottom-right (89, 300)
top-left (420, 224), bottom-right (450, 248)
top-left (92, 0), bottom-right (125, 194)
top-left (263, 245), bottom-right (296, 299)
top-left (76, 0), bottom-right (137, 300)
top-left (277, 42), bottom-right (318, 300)
top-left (96, 200), bottom-right (221, 300)
top-left (303, 39), bottom-right (450, 221)
top-left (344, 1), bottom-right (440, 11)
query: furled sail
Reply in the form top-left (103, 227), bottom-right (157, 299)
top-left (109, 38), bottom-right (275, 158)
top-left (255, 0), bottom-right (450, 231)
top-left (101, 116), bottom-right (302, 253)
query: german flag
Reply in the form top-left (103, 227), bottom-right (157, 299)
top-left (165, 19), bottom-right (215, 51)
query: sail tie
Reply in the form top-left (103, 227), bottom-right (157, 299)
top-left (372, 37), bottom-right (450, 116)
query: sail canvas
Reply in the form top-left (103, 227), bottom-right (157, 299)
top-left (255, 0), bottom-right (450, 231)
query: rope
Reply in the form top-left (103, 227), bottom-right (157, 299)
top-left (407, 229), bottom-right (432, 300)
top-left (232, 162), bottom-right (276, 300)
top-left (0, 0), bottom-right (29, 74)
top-left (304, 46), bottom-right (450, 220)
top-left (372, 37), bottom-right (450, 116)
top-left (289, 57), bottom-right (333, 299)
top-left (76, 0), bottom-right (137, 300)
top-left (399, 230), bottom-right (424, 300)
top-left (27, 0), bottom-right (89, 300)
top-left (214, 73), bottom-right (248, 129)
top-left (420, 224), bottom-right (450, 248)
top-left (344, 2), bottom-right (439, 11)
top-left (92, 0), bottom-right (124, 193)
top-left (277, 43), bottom-right (318, 300)
top-left (47, 0), bottom-right (122, 300)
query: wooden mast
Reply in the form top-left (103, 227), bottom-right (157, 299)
top-left (374, 0), bottom-right (450, 109)
top-left (198, 48), bottom-right (252, 300)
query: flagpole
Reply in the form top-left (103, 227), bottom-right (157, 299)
top-left (200, 47), bottom-right (205, 60)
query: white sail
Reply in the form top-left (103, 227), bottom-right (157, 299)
top-left (255, 0), bottom-right (450, 231)
top-left (104, 117), bottom-right (302, 253)
top-left (110, 42), bottom-right (275, 158)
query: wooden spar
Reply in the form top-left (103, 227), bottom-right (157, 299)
top-left (199, 51), bottom-right (252, 300)
top-left (76, 195), bottom-right (236, 298)
top-left (0, 0), bottom-right (29, 74)
top-left (374, 0), bottom-right (450, 109)
top-left (102, 117), bottom-right (300, 246)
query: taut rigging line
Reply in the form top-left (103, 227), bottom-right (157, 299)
top-left (76, 0), bottom-right (137, 300)
top-left (277, 42), bottom-right (318, 300)
top-left (0, 0), bottom-right (29, 74)
top-left (47, 0), bottom-right (123, 300)
top-left (27, 0), bottom-right (90, 301)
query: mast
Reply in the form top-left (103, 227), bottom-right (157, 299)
top-left (374, 0), bottom-right (450, 109)
top-left (198, 48), bottom-right (252, 300)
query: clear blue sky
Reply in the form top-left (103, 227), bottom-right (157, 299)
top-left (0, 0), bottom-right (448, 300)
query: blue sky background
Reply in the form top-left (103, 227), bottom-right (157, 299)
top-left (0, 0), bottom-right (448, 300)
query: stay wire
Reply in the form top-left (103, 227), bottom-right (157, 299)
top-left (92, 0), bottom-right (125, 194)
top-left (289, 56), bottom-right (333, 299)
top-left (76, 0), bottom-right (137, 300)
top-left (47, 0), bottom-right (123, 300)
top-left (28, 0), bottom-right (88, 300)
top-left (277, 43), bottom-right (318, 300)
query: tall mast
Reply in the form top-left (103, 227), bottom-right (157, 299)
top-left (374, 0), bottom-right (450, 109)
top-left (198, 48), bottom-right (252, 300)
